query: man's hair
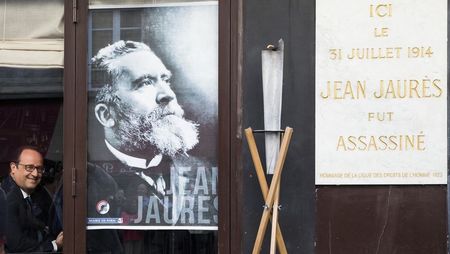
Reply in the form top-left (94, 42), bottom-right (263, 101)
top-left (92, 40), bottom-right (153, 106)
top-left (12, 145), bottom-right (42, 163)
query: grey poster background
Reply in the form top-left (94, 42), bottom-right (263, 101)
top-left (87, 4), bottom-right (219, 229)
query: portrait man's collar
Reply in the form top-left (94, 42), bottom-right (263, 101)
top-left (105, 140), bottom-right (162, 169)
top-left (19, 188), bottom-right (30, 199)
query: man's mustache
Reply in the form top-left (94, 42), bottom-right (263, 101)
top-left (148, 104), bottom-right (184, 120)
top-left (157, 107), bottom-right (181, 118)
top-left (115, 101), bottom-right (184, 123)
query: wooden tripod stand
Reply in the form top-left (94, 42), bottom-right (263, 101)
top-left (245, 127), bottom-right (293, 254)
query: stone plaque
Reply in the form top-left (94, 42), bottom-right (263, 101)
top-left (316, 0), bottom-right (447, 184)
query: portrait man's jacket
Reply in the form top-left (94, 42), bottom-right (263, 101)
top-left (6, 182), bottom-right (54, 253)
top-left (88, 140), bottom-right (173, 219)
top-left (87, 157), bottom-right (189, 253)
top-left (88, 140), bottom-right (214, 223)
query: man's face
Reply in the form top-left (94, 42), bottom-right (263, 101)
top-left (10, 149), bottom-right (43, 194)
top-left (114, 51), bottom-right (176, 115)
top-left (107, 50), bottom-right (199, 156)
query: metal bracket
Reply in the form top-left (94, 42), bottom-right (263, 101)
top-left (252, 129), bottom-right (285, 134)
top-left (262, 204), bottom-right (282, 210)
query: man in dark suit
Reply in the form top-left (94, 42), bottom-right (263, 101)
top-left (5, 146), bottom-right (63, 253)
top-left (0, 186), bottom-right (5, 254)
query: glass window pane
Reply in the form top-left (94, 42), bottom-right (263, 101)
top-left (121, 10), bottom-right (141, 28)
top-left (120, 29), bottom-right (141, 42)
top-left (1, 98), bottom-right (64, 253)
top-left (92, 30), bottom-right (113, 56)
top-left (93, 11), bottom-right (113, 29)
top-left (87, 2), bottom-right (218, 253)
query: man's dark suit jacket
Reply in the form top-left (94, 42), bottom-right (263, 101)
top-left (0, 187), bottom-right (6, 245)
top-left (6, 183), bottom-right (55, 253)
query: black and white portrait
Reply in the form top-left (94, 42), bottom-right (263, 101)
top-left (93, 40), bottom-right (200, 161)
top-left (86, 4), bottom-right (218, 230)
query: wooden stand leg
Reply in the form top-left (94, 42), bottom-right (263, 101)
top-left (245, 127), bottom-right (293, 254)
top-left (245, 128), bottom-right (287, 254)
top-left (270, 182), bottom-right (280, 254)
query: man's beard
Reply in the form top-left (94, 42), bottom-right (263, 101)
top-left (113, 101), bottom-right (199, 157)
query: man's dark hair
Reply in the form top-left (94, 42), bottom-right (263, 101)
top-left (12, 145), bottom-right (42, 163)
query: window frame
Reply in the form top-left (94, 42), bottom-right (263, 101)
top-left (63, 0), bottom-right (242, 253)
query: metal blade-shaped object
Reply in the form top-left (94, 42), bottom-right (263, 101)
top-left (262, 39), bottom-right (284, 174)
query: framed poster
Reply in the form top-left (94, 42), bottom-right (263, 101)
top-left (86, 2), bottom-right (219, 230)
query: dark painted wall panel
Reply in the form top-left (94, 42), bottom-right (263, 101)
top-left (243, 0), bottom-right (315, 253)
top-left (243, 1), bottom-right (447, 254)
top-left (316, 186), bottom-right (447, 254)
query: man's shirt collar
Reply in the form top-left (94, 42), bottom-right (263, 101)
top-left (20, 188), bottom-right (30, 199)
top-left (105, 140), bottom-right (162, 169)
